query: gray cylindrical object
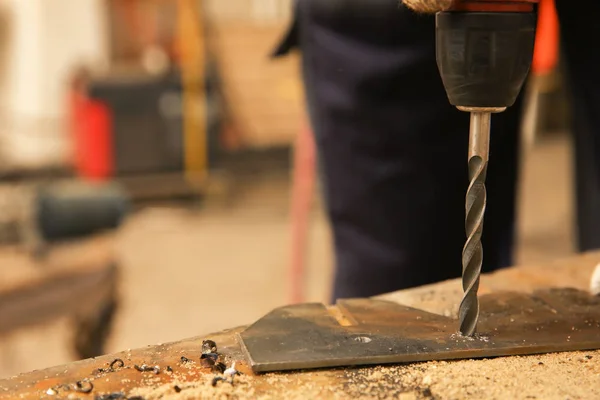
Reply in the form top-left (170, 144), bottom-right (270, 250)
top-left (36, 181), bottom-right (130, 241)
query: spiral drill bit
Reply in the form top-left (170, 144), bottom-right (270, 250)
top-left (457, 107), bottom-right (504, 336)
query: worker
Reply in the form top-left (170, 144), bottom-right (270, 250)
top-left (274, 0), bottom-right (600, 300)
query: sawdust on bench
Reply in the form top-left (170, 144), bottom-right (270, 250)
top-left (124, 350), bottom-right (600, 400)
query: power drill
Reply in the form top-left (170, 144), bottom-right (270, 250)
top-left (405, 0), bottom-right (539, 336)
top-left (437, 0), bottom-right (538, 337)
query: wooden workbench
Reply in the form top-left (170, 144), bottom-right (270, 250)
top-left (1, 252), bottom-right (599, 400)
top-left (0, 235), bottom-right (119, 361)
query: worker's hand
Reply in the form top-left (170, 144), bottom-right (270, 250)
top-left (402, 0), bottom-right (453, 13)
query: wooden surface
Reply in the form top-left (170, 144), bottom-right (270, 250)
top-left (0, 235), bottom-right (115, 292)
top-left (0, 235), bottom-right (117, 341)
top-left (377, 251), bottom-right (600, 317)
top-left (1, 251), bottom-right (599, 399)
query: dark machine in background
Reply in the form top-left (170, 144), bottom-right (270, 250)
top-left (70, 0), bottom-right (228, 200)
top-left (71, 65), bottom-right (224, 199)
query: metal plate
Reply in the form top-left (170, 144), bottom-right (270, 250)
top-left (239, 288), bottom-right (600, 372)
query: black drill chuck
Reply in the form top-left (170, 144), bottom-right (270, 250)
top-left (436, 12), bottom-right (537, 108)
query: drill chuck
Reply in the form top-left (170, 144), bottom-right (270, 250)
top-left (436, 11), bottom-right (537, 108)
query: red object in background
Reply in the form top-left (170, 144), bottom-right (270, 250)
top-left (532, 0), bottom-right (559, 75)
top-left (70, 89), bottom-right (114, 181)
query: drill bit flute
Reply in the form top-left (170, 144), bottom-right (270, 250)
top-left (459, 107), bottom-right (503, 336)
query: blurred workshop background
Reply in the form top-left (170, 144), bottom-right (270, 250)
top-left (0, 0), bottom-right (571, 378)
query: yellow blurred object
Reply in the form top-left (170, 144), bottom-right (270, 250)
top-left (177, 0), bottom-right (208, 184)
